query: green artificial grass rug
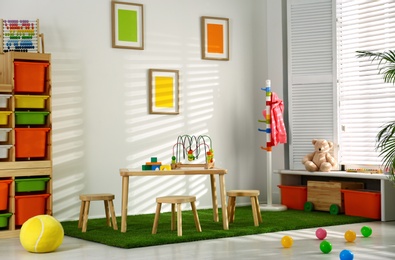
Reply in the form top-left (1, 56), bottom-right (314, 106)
top-left (61, 207), bottom-right (374, 249)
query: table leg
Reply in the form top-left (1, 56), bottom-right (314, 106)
top-left (210, 174), bottom-right (219, 222)
top-left (219, 174), bottom-right (229, 230)
top-left (121, 176), bottom-right (129, 232)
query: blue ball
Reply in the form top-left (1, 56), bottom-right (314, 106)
top-left (339, 249), bottom-right (354, 260)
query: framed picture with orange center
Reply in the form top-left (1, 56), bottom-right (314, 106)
top-left (201, 16), bottom-right (229, 61)
top-left (148, 69), bottom-right (180, 115)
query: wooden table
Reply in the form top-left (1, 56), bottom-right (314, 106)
top-left (119, 167), bottom-right (229, 232)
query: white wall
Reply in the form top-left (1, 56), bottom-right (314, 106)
top-left (0, 0), bottom-right (284, 221)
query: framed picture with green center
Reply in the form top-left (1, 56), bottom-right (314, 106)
top-left (148, 69), bottom-right (180, 115)
top-left (111, 1), bottom-right (144, 49)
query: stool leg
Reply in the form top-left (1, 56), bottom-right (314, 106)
top-left (78, 200), bottom-right (85, 228)
top-left (82, 201), bottom-right (90, 232)
top-left (254, 196), bottom-right (263, 223)
top-left (250, 196), bottom-right (259, 226)
top-left (152, 202), bottom-right (162, 234)
top-left (104, 200), bottom-right (111, 227)
top-left (171, 203), bottom-right (176, 231)
top-left (109, 200), bottom-right (118, 230)
top-left (227, 196), bottom-right (236, 223)
top-left (191, 201), bottom-right (202, 232)
top-left (177, 203), bottom-right (182, 236)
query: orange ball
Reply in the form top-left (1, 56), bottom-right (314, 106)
top-left (281, 235), bottom-right (294, 248)
top-left (344, 230), bottom-right (356, 242)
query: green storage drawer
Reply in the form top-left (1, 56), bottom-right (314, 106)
top-left (0, 213), bottom-right (12, 228)
top-left (15, 177), bottom-right (50, 192)
top-left (15, 111), bottom-right (49, 125)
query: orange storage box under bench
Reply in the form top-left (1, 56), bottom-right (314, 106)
top-left (15, 128), bottom-right (50, 158)
top-left (341, 189), bottom-right (381, 219)
top-left (15, 194), bottom-right (50, 226)
top-left (278, 185), bottom-right (307, 210)
top-left (14, 61), bottom-right (49, 93)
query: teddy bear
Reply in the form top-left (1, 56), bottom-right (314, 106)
top-left (302, 139), bottom-right (337, 172)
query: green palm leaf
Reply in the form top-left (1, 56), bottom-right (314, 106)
top-left (356, 50), bottom-right (395, 84)
top-left (376, 121), bottom-right (395, 178)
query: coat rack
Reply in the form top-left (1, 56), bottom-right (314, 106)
top-left (258, 79), bottom-right (287, 211)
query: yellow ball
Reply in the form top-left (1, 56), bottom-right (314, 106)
top-left (344, 230), bottom-right (356, 242)
top-left (20, 215), bottom-right (64, 253)
top-left (281, 235), bottom-right (294, 248)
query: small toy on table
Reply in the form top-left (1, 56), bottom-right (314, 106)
top-left (171, 135), bottom-right (214, 169)
top-left (142, 157), bottom-right (162, 170)
top-left (142, 157), bottom-right (171, 171)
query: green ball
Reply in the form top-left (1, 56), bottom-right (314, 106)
top-left (320, 240), bottom-right (332, 254)
top-left (361, 226), bottom-right (372, 237)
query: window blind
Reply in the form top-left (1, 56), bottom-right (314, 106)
top-left (287, 0), bottom-right (336, 169)
top-left (337, 0), bottom-right (395, 166)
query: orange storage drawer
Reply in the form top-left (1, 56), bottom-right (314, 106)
top-left (14, 61), bottom-right (49, 93)
top-left (342, 189), bottom-right (381, 219)
top-left (15, 194), bottom-right (50, 225)
top-left (278, 185), bottom-right (307, 210)
top-left (0, 180), bottom-right (12, 211)
top-left (15, 128), bottom-right (50, 158)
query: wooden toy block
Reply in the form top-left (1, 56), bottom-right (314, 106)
top-left (142, 165), bottom-right (151, 170)
top-left (152, 165), bottom-right (160, 171)
top-left (160, 165), bottom-right (171, 171)
top-left (146, 162), bottom-right (162, 166)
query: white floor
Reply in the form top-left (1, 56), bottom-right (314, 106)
top-left (1, 221), bottom-right (395, 259)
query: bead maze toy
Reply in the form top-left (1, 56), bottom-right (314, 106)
top-left (171, 135), bottom-right (214, 169)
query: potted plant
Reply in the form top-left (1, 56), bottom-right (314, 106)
top-left (356, 50), bottom-right (395, 182)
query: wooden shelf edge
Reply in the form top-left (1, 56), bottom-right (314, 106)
top-left (0, 229), bottom-right (20, 239)
top-left (0, 161), bottom-right (51, 170)
top-left (7, 52), bottom-right (50, 62)
top-left (0, 84), bottom-right (12, 92)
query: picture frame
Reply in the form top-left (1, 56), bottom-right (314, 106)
top-left (112, 1), bottom-right (144, 50)
top-left (149, 69), bottom-right (180, 115)
top-left (201, 16), bottom-right (229, 61)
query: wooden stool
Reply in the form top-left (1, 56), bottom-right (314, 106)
top-left (78, 193), bottom-right (118, 232)
top-left (227, 190), bottom-right (262, 226)
top-left (152, 195), bottom-right (202, 236)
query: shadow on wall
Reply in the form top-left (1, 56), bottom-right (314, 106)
top-left (50, 51), bottom-right (85, 221)
top-left (122, 31), bottom-right (221, 214)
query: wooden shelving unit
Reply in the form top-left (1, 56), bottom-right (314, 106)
top-left (0, 52), bottom-right (52, 238)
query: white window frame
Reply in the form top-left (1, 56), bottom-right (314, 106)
top-left (287, 0), bottom-right (395, 171)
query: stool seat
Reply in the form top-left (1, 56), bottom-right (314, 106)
top-left (227, 190), bottom-right (262, 227)
top-left (227, 190), bottom-right (260, 197)
top-left (80, 193), bottom-right (115, 201)
top-left (152, 195), bottom-right (202, 236)
top-left (78, 193), bottom-right (118, 232)
top-left (156, 195), bottom-right (196, 204)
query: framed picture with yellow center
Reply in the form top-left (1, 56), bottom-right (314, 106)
top-left (148, 69), bottom-right (180, 115)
